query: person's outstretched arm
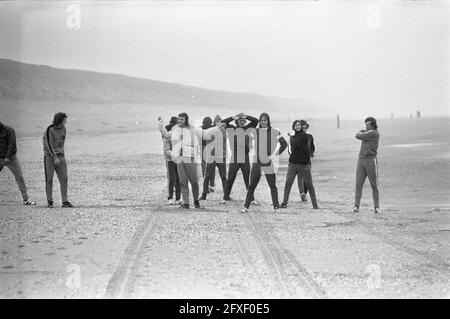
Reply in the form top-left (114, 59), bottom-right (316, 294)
top-left (245, 115), bottom-right (259, 129)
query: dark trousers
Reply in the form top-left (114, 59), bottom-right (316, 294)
top-left (202, 161), bottom-right (227, 198)
top-left (1, 157), bottom-right (29, 201)
top-left (166, 160), bottom-right (181, 200)
top-left (201, 159), bottom-right (215, 187)
top-left (44, 155), bottom-right (68, 202)
top-left (283, 163), bottom-right (317, 207)
top-left (355, 157), bottom-right (379, 208)
top-left (244, 163), bottom-right (279, 209)
top-left (225, 160), bottom-right (251, 199)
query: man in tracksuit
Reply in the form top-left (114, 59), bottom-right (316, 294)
top-left (241, 113), bottom-right (287, 213)
top-left (159, 116), bottom-right (181, 205)
top-left (43, 112), bottom-right (73, 208)
top-left (199, 115), bottom-right (228, 201)
top-left (222, 113), bottom-right (259, 202)
top-left (0, 121), bottom-right (36, 205)
top-left (159, 113), bottom-right (223, 209)
top-left (353, 116), bottom-right (380, 214)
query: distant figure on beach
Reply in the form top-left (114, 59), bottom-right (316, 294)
top-left (353, 117), bottom-right (380, 214)
top-left (43, 112), bottom-right (73, 208)
top-left (241, 113), bottom-right (287, 213)
top-left (0, 121), bottom-right (36, 205)
top-left (280, 120), bottom-right (318, 210)
top-left (159, 116), bottom-right (181, 205)
top-left (297, 119), bottom-right (316, 203)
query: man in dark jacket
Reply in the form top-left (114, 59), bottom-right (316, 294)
top-left (0, 121), bottom-right (36, 205)
top-left (280, 120), bottom-right (319, 209)
top-left (241, 113), bottom-right (288, 213)
top-left (43, 112), bottom-right (73, 208)
top-left (222, 112), bottom-right (259, 202)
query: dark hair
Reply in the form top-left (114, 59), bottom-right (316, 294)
top-left (53, 112), bottom-right (67, 126)
top-left (178, 112), bottom-right (189, 127)
top-left (169, 116), bottom-right (178, 125)
top-left (292, 120), bottom-right (303, 131)
top-left (364, 116), bottom-right (378, 130)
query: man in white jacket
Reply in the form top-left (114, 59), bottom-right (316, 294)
top-left (159, 113), bottom-right (224, 209)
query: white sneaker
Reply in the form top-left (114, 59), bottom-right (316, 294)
top-left (174, 200), bottom-right (182, 205)
top-left (374, 208), bottom-right (381, 214)
top-left (240, 207), bottom-right (248, 214)
top-left (251, 200), bottom-right (259, 206)
top-left (352, 206), bottom-right (360, 213)
top-left (168, 199), bottom-right (175, 205)
top-left (208, 186), bottom-right (215, 193)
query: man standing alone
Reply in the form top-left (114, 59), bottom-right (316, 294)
top-left (0, 121), bottom-right (36, 205)
top-left (353, 117), bottom-right (380, 214)
top-left (43, 112), bottom-right (73, 208)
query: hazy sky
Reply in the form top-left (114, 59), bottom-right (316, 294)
top-left (0, 1), bottom-right (448, 118)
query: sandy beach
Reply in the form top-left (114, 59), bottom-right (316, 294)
top-left (1, 112), bottom-right (449, 298)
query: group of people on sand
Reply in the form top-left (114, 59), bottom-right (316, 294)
top-left (1, 111), bottom-right (380, 214)
top-left (0, 112), bottom-right (73, 208)
top-left (158, 112), bottom-right (380, 214)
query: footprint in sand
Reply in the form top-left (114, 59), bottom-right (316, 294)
top-left (56, 247), bottom-right (66, 250)
top-left (73, 242), bottom-right (83, 245)
top-left (44, 252), bottom-right (56, 256)
top-left (3, 265), bottom-right (14, 269)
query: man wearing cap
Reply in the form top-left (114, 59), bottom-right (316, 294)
top-left (0, 121), bottom-right (36, 205)
top-left (353, 116), bottom-right (380, 214)
top-left (43, 112), bottom-right (73, 208)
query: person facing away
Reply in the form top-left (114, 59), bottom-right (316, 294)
top-left (296, 119), bottom-right (316, 202)
top-left (43, 112), bottom-right (73, 208)
top-left (158, 112), bottom-right (224, 209)
top-left (199, 114), bottom-right (228, 201)
top-left (0, 121), bottom-right (36, 205)
top-left (200, 116), bottom-right (215, 193)
top-left (280, 120), bottom-right (319, 209)
top-left (241, 112), bottom-right (287, 213)
top-left (353, 116), bottom-right (380, 214)
top-left (159, 116), bottom-right (181, 205)
top-left (221, 112), bottom-right (259, 202)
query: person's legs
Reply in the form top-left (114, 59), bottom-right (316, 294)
top-left (177, 162), bottom-right (190, 205)
top-left (5, 158), bottom-right (28, 201)
top-left (301, 165), bottom-right (317, 207)
top-left (54, 156), bottom-right (68, 202)
top-left (216, 162), bottom-right (228, 194)
top-left (282, 163), bottom-right (298, 205)
top-left (242, 161), bottom-right (251, 190)
top-left (202, 162), bottom-right (215, 198)
top-left (174, 164), bottom-right (181, 201)
top-left (244, 164), bottom-right (261, 209)
top-left (167, 161), bottom-right (174, 200)
top-left (210, 165), bottom-right (216, 188)
top-left (265, 172), bottom-right (279, 208)
top-left (225, 162), bottom-right (239, 199)
top-left (44, 156), bottom-right (55, 202)
top-left (354, 159), bottom-right (367, 208)
top-left (366, 158), bottom-right (380, 209)
top-left (185, 162), bottom-right (200, 202)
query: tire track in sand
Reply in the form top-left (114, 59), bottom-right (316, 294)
top-left (104, 212), bottom-right (160, 298)
top-left (241, 212), bottom-right (328, 299)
